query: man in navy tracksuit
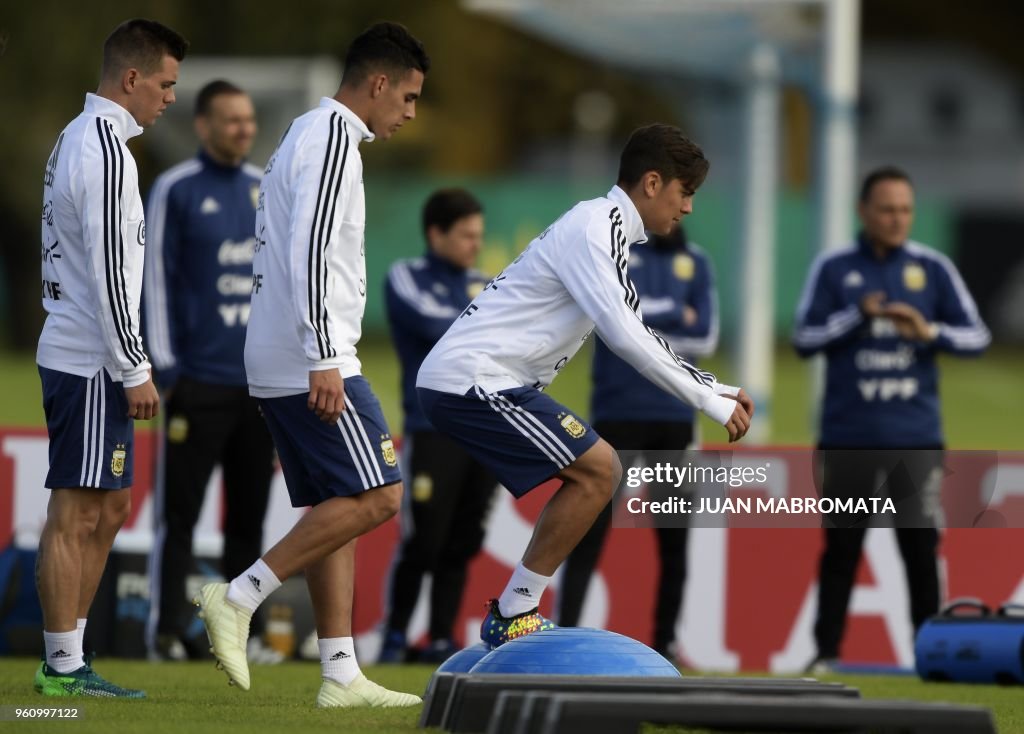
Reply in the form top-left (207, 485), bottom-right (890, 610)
top-left (558, 224), bottom-right (718, 658)
top-left (793, 166), bottom-right (990, 671)
top-left (379, 189), bottom-right (497, 663)
top-left (143, 81), bottom-right (276, 661)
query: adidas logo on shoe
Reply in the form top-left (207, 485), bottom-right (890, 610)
top-left (50, 649), bottom-right (71, 659)
top-left (248, 574), bottom-right (262, 592)
top-left (512, 587), bottom-right (532, 596)
top-left (329, 651), bottom-right (351, 661)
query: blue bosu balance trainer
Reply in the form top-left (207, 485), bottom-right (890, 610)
top-left (468, 627), bottom-right (681, 677)
top-left (915, 598), bottom-right (1024, 684)
top-left (435, 642), bottom-right (493, 674)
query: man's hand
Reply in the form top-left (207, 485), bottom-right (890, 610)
top-left (309, 368), bottom-right (345, 423)
top-left (732, 387), bottom-right (755, 420)
top-left (683, 305), bottom-right (698, 327)
top-left (859, 291), bottom-right (887, 318)
top-left (124, 377), bottom-right (159, 421)
top-left (722, 388), bottom-right (754, 443)
top-left (884, 302), bottom-right (936, 342)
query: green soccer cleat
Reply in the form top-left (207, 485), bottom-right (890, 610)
top-left (315, 673), bottom-right (422, 708)
top-left (193, 582), bottom-right (252, 691)
top-left (35, 650), bottom-right (96, 693)
top-left (38, 663), bottom-right (145, 698)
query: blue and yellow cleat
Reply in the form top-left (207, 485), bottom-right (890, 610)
top-left (37, 663), bottom-right (146, 698)
top-left (479, 598), bottom-right (557, 650)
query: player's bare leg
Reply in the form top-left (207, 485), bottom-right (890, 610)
top-left (306, 539), bottom-right (420, 708)
top-left (195, 482), bottom-right (408, 694)
top-left (482, 440), bottom-right (621, 648)
top-left (78, 489), bottom-right (131, 618)
top-left (37, 489), bottom-right (144, 698)
top-left (523, 439), bottom-right (621, 576)
top-left (38, 490), bottom-right (104, 633)
top-left (263, 482), bottom-right (402, 579)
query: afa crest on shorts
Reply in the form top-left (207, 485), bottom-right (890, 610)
top-left (111, 444), bottom-right (127, 477)
top-left (380, 436), bottom-right (398, 467)
top-left (558, 412), bottom-right (586, 439)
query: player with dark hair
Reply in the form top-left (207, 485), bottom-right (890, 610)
top-left (417, 124), bottom-right (753, 649)
top-left (558, 223), bottom-right (719, 659)
top-left (193, 22), bottom-right (427, 707)
top-left (794, 165), bottom-right (990, 672)
top-left (143, 79), bottom-right (279, 664)
top-left (379, 188), bottom-right (497, 663)
top-left (35, 18), bottom-right (186, 697)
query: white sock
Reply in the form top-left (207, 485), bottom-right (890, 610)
top-left (227, 559), bottom-right (281, 613)
top-left (44, 630), bottom-right (83, 674)
top-left (319, 636), bottom-right (360, 686)
top-left (498, 562), bottom-right (552, 617)
top-left (76, 619), bottom-right (87, 652)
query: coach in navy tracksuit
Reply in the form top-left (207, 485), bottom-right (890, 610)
top-left (142, 81), bottom-right (275, 661)
top-left (558, 224), bottom-right (718, 658)
top-left (793, 166), bottom-right (990, 671)
top-left (379, 189), bottom-right (497, 663)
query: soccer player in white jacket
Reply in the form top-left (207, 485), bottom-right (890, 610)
top-left (417, 124), bottom-right (755, 647)
top-left (193, 23), bottom-right (425, 707)
top-left (35, 20), bottom-right (186, 697)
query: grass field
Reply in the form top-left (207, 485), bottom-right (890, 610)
top-left (2, 341), bottom-right (1022, 449)
top-left (0, 658), bottom-right (1020, 733)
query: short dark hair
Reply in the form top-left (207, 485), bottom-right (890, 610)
top-left (102, 19), bottom-right (188, 79)
top-left (195, 79), bottom-right (245, 117)
top-left (341, 22), bottom-right (430, 86)
top-left (617, 124), bottom-right (709, 192)
top-left (423, 188), bottom-right (483, 238)
top-left (860, 166), bottom-right (913, 203)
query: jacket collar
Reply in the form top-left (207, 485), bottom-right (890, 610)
top-left (198, 148), bottom-right (245, 173)
top-left (607, 185), bottom-right (648, 246)
top-left (857, 231), bottom-right (907, 262)
top-left (84, 93), bottom-right (143, 141)
top-left (319, 98), bottom-right (375, 143)
top-left (425, 249), bottom-right (467, 277)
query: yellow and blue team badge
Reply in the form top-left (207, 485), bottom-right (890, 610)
top-left (412, 473), bottom-right (433, 502)
top-left (558, 412), bottom-right (586, 439)
top-left (167, 415), bottom-right (188, 443)
top-left (250, 183), bottom-right (260, 210)
top-left (380, 436), bottom-right (398, 467)
top-left (673, 254), bottom-right (695, 281)
top-left (903, 263), bottom-right (926, 291)
top-left (111, 444), bottom-right (127, 478)
top-left (467, 282), bottom-right (485, 299)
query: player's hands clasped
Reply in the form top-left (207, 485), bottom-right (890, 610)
top-left (308, 368), bottom-right (345, 423)
top-left (723, 388), bottom-right (754, 443)
top-left (124, 376), bottom-right (160, 421)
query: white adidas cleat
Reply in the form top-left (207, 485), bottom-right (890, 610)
top-left (193, 582), bottom-right (252, 691)
top-left (315, 673), bottom-right (422, 708)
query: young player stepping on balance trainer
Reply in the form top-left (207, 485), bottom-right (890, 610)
top-left (416, 124), bottom-right (754, 648)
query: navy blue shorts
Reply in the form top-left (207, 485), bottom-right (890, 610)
top-left (39, 366), bottom-right (134, 490)
top-left (417, 385), bottom-right (600, 497)
top-left (258, 376), bottom-right (401, 507)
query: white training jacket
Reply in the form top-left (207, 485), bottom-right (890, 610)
top-left (417, 186), bottom-right (740, 426)
top-left (37, 94), bottom-right (151, 388)
top-left (245, 98), bottom-right (374, 397)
